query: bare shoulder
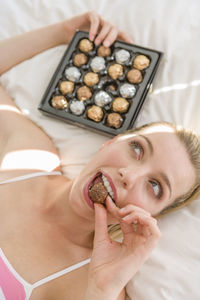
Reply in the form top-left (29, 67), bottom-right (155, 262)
top-left (0, 84), bottom-right (60, 169)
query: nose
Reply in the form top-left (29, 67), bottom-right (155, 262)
top-left (118, 167), bottom-right (143, 190)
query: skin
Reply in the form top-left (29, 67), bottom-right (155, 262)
top-left (69, 131), bottom-right (195, 219)
top-left (0, 11), bottom-right (196, 300)
top-left (71, 131), bottom-right (196, 299)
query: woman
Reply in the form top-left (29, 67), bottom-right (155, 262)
top-left (0, 11), bottom-right (200, 300)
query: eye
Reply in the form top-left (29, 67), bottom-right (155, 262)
top-left (149, 180), bottom-right (163, 199)
top-left (129, 141), bottom-right (144, 160)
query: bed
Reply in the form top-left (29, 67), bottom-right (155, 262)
top-left (0, 0), bottom-right (200, 299)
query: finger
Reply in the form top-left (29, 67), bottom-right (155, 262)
top-left (122, 212), bottom-right (154, 225)
top-left (105, 195), bottom-right (121, 220)
top-left (120, 221), bottom-right (147, 247)
top-left (94, 203), bottom-right (110, 245)
top-left (119, 204), bottom-right (151, 217)
top-left (94, 21), bottom-right (112, 45)
top-left (122, 213), bottom-right (160, 239)
top-left (88, 11), bottom-right (100, 41)
top-left (118, 31), bottom-right (133, 43)
top-left (120, 220), bottom-right (135, 236)
top-left (103, 27), bottom-right (119, 47)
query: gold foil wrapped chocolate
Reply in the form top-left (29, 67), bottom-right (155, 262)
top-left (112, 97), bottom-right (129, 113)
top-left (133, 55), bottom-right (150, 70)
top-left (108, 64), bottom-right (123, 80)
top-left (127, 69), bottom-right (143, 84)
top-left (97, 45), bottom-right (111, 57)
top-left (87, 105), bottom-right (103, 122)
top-left (107, 113), bottom-right (123, 128)
top-left (83, 72), bottom-right (99, 87)
top-left (77, 86), bottom-right (92, 101)
top-left (51, 95), bottom-right (68, 109)
top-left (59, 81), bottom-right (74, 95)
top-left (73, 53), bottom-right (88, 67)
top-left (79, 38), bottom-right (93, 53)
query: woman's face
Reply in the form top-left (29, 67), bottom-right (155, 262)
top-left (69, 130), bottom-right (196, 221)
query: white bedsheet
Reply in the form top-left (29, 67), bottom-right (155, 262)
top-left (0, 0), bottom-right (200, 299)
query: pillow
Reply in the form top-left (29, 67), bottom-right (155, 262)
top-left (0, 1), bottom-right (200, 299)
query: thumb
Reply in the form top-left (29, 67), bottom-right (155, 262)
top-left (94, 203), bottom-right (110, 245)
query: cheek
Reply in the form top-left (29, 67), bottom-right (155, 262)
top-left (98, 145), bottom-right (129, 166)
top-left (125, 185), bottom-right (151, 212)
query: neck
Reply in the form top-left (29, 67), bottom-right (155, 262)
top-left (42, 175), bottom-right (95, 249)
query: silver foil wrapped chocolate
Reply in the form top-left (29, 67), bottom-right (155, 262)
top-left (120, 83), bottom-right (136, 98)
top-left (90, 56), bottom-right (106, 73)
top-left (65, 67), bottom-right (81, 82)
top-left (115, 49), bottom-right (130, 64)
top-left (94, 91), bottom-right (112, 107)
top-left (70, 100), bottom-right (85, 115)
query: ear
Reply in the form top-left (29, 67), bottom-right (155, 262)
top-left (99, 136), bottom-right (118, 151)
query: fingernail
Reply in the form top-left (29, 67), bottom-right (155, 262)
top-left (122, 215), bottom-right (130, 221)
top-left (104, 41), bottom-right (110, 47)
top-left (106, 195), bottom-right (112, 202)
top-left (95, 38), bottom-right (100, 45)
top-left (89, 34), bottom-right (94, 41)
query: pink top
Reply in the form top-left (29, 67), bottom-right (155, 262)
top-left (0, 171), bottom-right (91, 300)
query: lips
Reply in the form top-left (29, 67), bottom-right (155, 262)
top-left (83, 171), bottom-right (117, 209)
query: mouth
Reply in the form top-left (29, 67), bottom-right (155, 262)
top-left (83, 171), bottom-right (117, 209)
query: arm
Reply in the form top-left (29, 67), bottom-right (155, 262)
top-left (0, 11), bottom-right (133, 76)
top-left (84, 197), bottom-right (161, 300)
top-left (0, 22), bottom-right (64, 75)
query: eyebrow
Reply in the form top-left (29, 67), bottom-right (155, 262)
top-left (138, 134), bottom-right (154, 155)
top-left (138, 134), bottom-right (172, 198)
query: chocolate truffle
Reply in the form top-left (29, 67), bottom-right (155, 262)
top-left (120, 83), bottom-right (136, 98)
top-left (112, 97), bottom-right (129, 113)
top-left (87, 105), bottom-right (103, 122)
top-left (133, 55), bottom-right (150, 70)
top-left (127, 69), bottom-right (143, 84)
top-left (77, 86), bottom-right (92, 101)
top-left (94, 91), bottom-right (112, 107)
top-left (90, 56), bottom-right (106, 73)
top-left (59, 81), bottom-right (74, 95)
top-left (97, 45), bottom-right (111, 57)
top-left (51, 95), bottom-right (68, 110)
top-left (73, 53), bottom-right (88, 67)
top-left (83, 72), bottom-right (99, 87)
top-left (115, 49), bottom-right (130, 64)
top-left (65, 66), bottom-right (81, 82)
top-left (108, 64), bottom-right (123, 80)
top-left (107, 113), bottom-right (123, 129)
top-left (79, 38), bottom-right (93, 53)
top-left (70, 100), bottom-right (85, 115)
top-left (89, 182), bottom-right (108, 204)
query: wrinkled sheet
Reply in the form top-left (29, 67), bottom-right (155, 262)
top-left (0, 0), bottom-right (200, 299)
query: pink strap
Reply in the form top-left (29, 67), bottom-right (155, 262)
top-left (0, 254), bottom-right (26, 300)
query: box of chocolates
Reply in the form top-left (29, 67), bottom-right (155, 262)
top-left (38, 31), bottom-right (163, 136)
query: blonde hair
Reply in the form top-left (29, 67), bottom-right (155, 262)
top-left (108, 121), bottom-right (200, 239)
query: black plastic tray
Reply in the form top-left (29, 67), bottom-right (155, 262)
top-left (38, 30), bottom-right (163, 137)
